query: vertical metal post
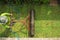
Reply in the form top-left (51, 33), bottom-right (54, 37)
top-left (28, 9), bottom-right (35, 37)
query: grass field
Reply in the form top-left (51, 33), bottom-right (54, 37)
top-left (0, 4), bottom-right (60, 38)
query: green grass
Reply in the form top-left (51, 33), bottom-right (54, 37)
top-left (35, 20), bottom-right (60, 37)
top-left (0, 4), bottom-right (60, 37)
top-left (34, 5), bottom-right (60, 37)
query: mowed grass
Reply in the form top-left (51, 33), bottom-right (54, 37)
top-left (35, 20), bottom-right (60, 37)
top-left (0, 4), bottom-right (60, 37)
top-left (34, 5), bottom-right (60, 37)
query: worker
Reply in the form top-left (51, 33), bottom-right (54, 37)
top-left (0, 13), bottom-right (12, 28)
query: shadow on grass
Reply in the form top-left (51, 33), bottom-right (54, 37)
top-left (35, 5), bottom-right (60, 20)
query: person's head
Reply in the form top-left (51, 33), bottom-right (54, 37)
top-left (0, 16), bottom-right (8, 24)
